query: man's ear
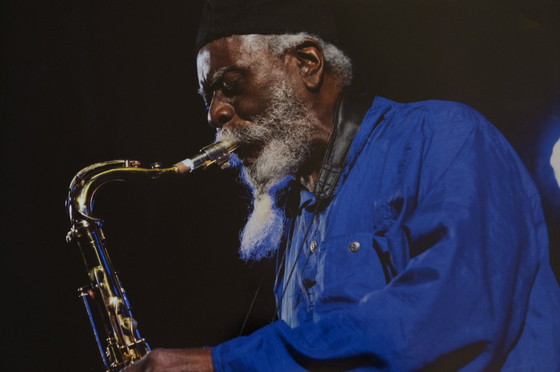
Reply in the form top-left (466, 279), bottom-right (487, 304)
top-left (293, 39), bottom-right (324, 91)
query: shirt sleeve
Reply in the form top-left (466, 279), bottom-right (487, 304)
top-left (211, 103), bottom-right (553, 371)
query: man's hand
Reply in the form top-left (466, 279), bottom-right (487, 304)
top-left (122, 348), bottom-right (214, 372)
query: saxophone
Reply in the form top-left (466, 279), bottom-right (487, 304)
top-left (65, 140), bottom-right (237, 372)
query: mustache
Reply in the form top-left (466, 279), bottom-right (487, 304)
top-left (216, 127), bottom-right (260, 157)
top-left (217, 121), bottom-right (274, 143)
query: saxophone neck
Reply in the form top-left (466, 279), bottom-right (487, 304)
top-left (66, 160), bottom-right (179, 224)
top-left (66, 140), bottom-right (239, 224)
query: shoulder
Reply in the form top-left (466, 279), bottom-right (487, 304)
top-left (394, 98), bottom-right (489, 133)
top-left (374, 97), bottom-right (505, 150)
top-left (372, 97), bottom-right (522, 170)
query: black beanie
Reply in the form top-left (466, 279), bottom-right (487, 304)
top-left (196, 0), bottom-right (339, 52)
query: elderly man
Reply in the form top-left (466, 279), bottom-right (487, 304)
top-left (125, 1), bottom-right (560, 371)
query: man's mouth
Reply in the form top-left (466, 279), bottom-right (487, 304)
top-left (217, 126), bottom-right (265, 166)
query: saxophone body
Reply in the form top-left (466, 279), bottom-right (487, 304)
top-left (65, 141), bottom-right (237, 371)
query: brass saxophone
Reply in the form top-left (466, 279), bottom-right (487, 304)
top-left (65, 140), bottom-right (237, 371)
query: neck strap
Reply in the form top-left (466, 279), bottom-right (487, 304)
top-left (313, 78), bottom-right (373, 200)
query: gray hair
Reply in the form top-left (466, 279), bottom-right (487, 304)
top-left (241, 33), bottom-right (353, 86)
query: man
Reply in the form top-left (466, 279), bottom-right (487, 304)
top-left (125, 0), bottom-right (560, 370)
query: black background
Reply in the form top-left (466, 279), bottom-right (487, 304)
top-left (2, 1), bottom-right (559, 371)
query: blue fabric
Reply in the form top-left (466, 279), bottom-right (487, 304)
top-left (212, 97), bottom-right (560, 371)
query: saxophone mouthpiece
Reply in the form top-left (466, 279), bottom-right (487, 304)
top-left (174, 140), bottom-right (238, 174)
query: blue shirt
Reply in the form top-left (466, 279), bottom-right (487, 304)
top-left (212, 97), bottom-right (560, 371)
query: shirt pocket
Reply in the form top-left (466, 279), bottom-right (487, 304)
top-left (313, 232), bottom-right (388, 313)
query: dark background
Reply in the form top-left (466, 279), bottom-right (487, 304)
top-left (2, 1), bottom-right (559, 371)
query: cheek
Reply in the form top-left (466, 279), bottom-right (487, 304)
top-left (234, 93), bottom-right (270, 121)
top-left (234, 76), bottom-right (276, 120)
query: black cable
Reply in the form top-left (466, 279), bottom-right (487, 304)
top-left (238, 274), bottom-right (264, 336)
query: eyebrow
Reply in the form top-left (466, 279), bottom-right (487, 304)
top-left (197, 67), bottom-right (231, 98)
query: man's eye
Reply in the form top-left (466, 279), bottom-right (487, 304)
top-left (221, 81), bottom-right (237, 96)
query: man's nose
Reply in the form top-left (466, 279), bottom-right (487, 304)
top-left (207, 94), bottom-right (234, 128)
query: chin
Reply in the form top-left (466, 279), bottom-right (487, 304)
top-left (241, 158), bottom-right (255, 168)
top-left (236, 144), bottom-right (262, 167)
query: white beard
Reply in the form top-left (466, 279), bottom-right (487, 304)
top-left (237, 192), bottom-right (285, 261)
top-left (217, 81), bottom-right (318, 260)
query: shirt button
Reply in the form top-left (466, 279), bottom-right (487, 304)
top-left (309, 240), bottom-right (318, 253)
top-left (349, 241), bottom-right (361, 252)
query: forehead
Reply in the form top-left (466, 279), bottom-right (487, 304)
top-left (198, 37), bottom-right (243, 78)
top-left (196, 36), bottom-right (268, 82)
